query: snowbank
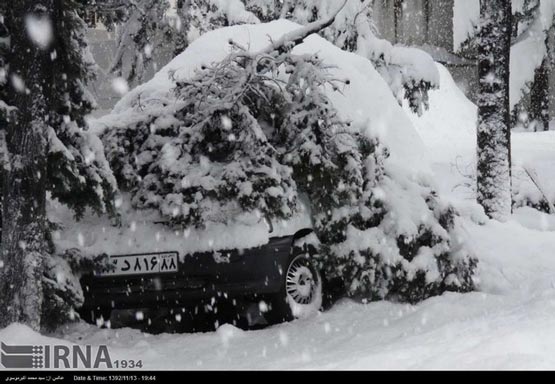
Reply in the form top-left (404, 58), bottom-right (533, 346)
top-left (407, 63), bottom-right (477, 163)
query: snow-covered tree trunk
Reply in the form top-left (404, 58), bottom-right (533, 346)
top-left (0, 0), bottom-right (52, 331)
top-left (0, 2), bottom-right (9, 250)
top-left (173, 0), bottom-right (191, 56)
top-left (530, 15), bottom-right (555, 132)
top-left (530, 57), bottom-right (550, 131)
top-left (476, 0), bottom-right (513, 221)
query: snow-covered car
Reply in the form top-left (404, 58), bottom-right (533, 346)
top-left (66, 18), bottom-right (468, 328)
top-left (49, 191), bottom-right (325, 327)
top-left (77, 225), bottom-right (323, 326)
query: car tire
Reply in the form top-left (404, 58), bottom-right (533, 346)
top-left (265, 252), bottom-right (323, 325)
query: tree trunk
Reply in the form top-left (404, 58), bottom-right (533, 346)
top-left (393, 0), bottom-right (403, 44)
top-left (0, 0), bottom-right (53, 331)
top-left (530, 57), bottom-right (550, 131)
top-left (476, 0), bottom-right (513, 221)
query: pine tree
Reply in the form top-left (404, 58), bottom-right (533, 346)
top-left (512, 0), bottom-right (547, 131)
top-left (476, 0), bottom-right (513, 221)
top-left (0, 0), bottom-right (117, 331)
top-left (528, 8), bottom-right (555, 131)
top-left (172, 0), bottom-right (191, 57)
top-left (0, 0), bottom-right (53, 331)
top-left (0, 6), bottom-right (10, 241)
top-left (530, 56), bottom-right (551, 131)
top-left (48, 2), bottom-right (118, 220)
top-left (91, 0), bottom-right (259, 85)
top-left (102, 11), bottom-right (346, 229)
top-left (105, 0), bottom-right (173, 85)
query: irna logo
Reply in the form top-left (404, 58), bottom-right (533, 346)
top-left (0, 342), bottom-right (113, 369)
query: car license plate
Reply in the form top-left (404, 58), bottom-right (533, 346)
top-left (100, 252), bottom-right (179, 276)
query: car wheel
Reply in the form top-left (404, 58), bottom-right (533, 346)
top-left (266, 253), bottom-right (323, 324)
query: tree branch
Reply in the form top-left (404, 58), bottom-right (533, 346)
top-left (257, 0), bottom-right (347, 56)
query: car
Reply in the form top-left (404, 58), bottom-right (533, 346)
top-left (78, 225), bottom-right (326, 328)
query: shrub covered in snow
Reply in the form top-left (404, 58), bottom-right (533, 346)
top-left (98, 20), bottom-right (476, 303)
top-left (41, 248), bottom-right (113, 332)
top-left (512, 165), bottom-right (555, 214)
top-left (103, 48), bottom-right (298, 227)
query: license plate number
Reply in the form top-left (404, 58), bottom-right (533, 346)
top-left (101, 252), bottom-right (179, 276)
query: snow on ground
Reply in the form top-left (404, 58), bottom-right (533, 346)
top-left (3, 40), bottom-right (555, 371)
top-left (5, 233), bottom-right (555, 371)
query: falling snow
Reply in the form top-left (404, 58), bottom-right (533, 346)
top-left (2, 0), bottom-right (555, 372)
top-left (25, 14), bottom-right (53, 50)
top-left (111, 77), bottom-right (129, 96)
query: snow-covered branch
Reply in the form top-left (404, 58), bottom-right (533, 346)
top-left (258, 0), bottom-right (347, 55)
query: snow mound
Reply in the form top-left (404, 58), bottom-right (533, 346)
top-left (84, 21), bottom-right (438, 257)
top-left (407, 63), bottom-right (477, 163)
top-left (102, 19), bottom-right (431, 178)
top-left (77, 19), bottom-right (436, 257)
top-left (0, 323), bottom-right (75, 348)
